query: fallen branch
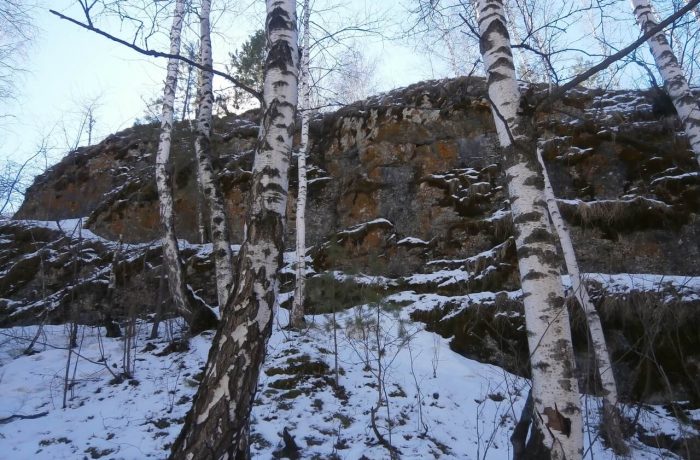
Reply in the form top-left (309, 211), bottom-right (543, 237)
top-left (370, 405), bottom-right (401, 458)
top-left (0, 411), bottom-right (48, 424)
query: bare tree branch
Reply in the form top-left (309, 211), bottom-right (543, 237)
top-left (49, 8), bottom-right (263, 105)
top-left (540, 0), bottom-right (700, 107)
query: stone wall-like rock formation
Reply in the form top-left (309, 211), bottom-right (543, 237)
top-left (14, 78), bottom-right (700, 277)
top-left (4, 77), bottom-right (700, 406)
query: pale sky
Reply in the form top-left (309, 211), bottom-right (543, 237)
top-left (2, 0), bottom-right (670, 205)
top-left (2, 0), bottom-right (433, 185)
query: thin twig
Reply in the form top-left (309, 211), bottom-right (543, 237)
top-left (49, 9), bottom-right (263, 105)
top-left (539, 0), bottom-right (700, 108)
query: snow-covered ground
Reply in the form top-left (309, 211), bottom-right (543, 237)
top-left (0, 288), bottom-right (694, 459)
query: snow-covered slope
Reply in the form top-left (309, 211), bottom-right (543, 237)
top-left (0, 293), bottom-right (694, 459)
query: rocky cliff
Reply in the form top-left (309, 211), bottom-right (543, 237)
top-left (3, 77), bottom-right (700, 412)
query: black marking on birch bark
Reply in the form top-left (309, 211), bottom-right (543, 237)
top-left (513, 211), bottom-right (543, 224)
top-left (266, 41), bottom-right (295, 74)
top-left (547, 294), bottom-right (565, 310)
top-left (523, 175), bottom-right (544, 189)
top-left (487, 67), bottom-right (513, 84)
top-left (522, 227), bottom-right (555, 245)
top-left (267, 7), bottom-right (293, 31)
top-left (493, 45), bottom-right (513, 58)
top-left (523, 271), bottom-right (546, 281)
top-left (517, 247), bottom-right (560, 265)
top-left (258, 166), bottom-right (282, 179)
top-left (479, 4), bottom-right (503, 18)
top-left (533, 199), bottom-right (548, 209)
top-left (543, 405), bottom-right (572, 437)
top-left (562, 402), bottom-right (580, 415)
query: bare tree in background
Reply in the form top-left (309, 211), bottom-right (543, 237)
top-left (0, 140), bottom-right (48, 217)
top-left (179, 40), bottom-right (199, 122)
top-left (325, 44), bottom-right (379, 106)
top-left (0, 0), bottom-right (35, 107)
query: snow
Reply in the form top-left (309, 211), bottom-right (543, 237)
top-left (396, 236), bottom-right (430, 246)
top-left (336, 218), bottom-right (393, 237)
top-left (0, 276), bottom-right (697, 458)
top-left (0, 319), bottom-right (211, 459)
top-left (404, 269), bottom-right (471, 287)
top-left (23, 219), bottom-right (108, 243)
top-left (650, 171), bottom-right (700, 186)
top-left (569, 272), bottom-right (700, 302)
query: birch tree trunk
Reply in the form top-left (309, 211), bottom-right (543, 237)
top-left (170, 1), bottom-right (298, 458)
top-left (477, 1), bottom-right (583, 458)
top-left (290, 0), bottom-right (311, 329)
top-left (195, 169), bottom-right (207, 244)
top-left (632, 0), bottom-right (700, 165)
top-left (155, 0), bottom-right (218, 334)
top-left (194, 0), bottom-right (235, 309)
top-left (537, 146), bottom-right (628, 454)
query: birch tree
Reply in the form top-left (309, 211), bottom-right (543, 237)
top-left (290, 0), bottom-right (311, 329)
top-left (155, 0), bottom-right (217, 333)
top-left (632, 0), bottom-right (700, 165)
top-left (170, 0), bottom-right (299, 457)
top-left (536, 146), bottom-right (627, 453)
top-left (476, 1), bottom-right (583, 458)
top-left (193, 0), bottom-right (235, 309)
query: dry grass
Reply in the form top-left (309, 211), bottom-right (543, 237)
top-left (557, 197), bottom-right (684, 231)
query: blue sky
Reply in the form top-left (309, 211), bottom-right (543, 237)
top-left (2, 0), bottom-right (431, 179)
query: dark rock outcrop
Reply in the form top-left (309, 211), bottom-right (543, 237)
top-left (4, 77), bottom-right (700, 406)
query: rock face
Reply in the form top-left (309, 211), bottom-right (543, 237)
top-left (4, 77), bottom-right (700, 405)
top-left (15, 78), bottom-right (700, 276)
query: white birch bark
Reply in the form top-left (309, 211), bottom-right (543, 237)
top-left (477, 1), bottom-right (583, 458)
top-left (155, 0), bottom-right (217, 333)
top-left (170, 1), bottom-right (298, 457)
top-left (632, 0), bottom-right (700, 165)
top-left (536, 147), bottom-right (619, 405)
top-left (155, 0), bottom-right (192, 322)
top-left (290, 0), bottom-right (311, 328)
top-left (194, 0), bottom-right (235, 308)
top-left (537, 145), bottom-right (628, 454)
top-left (194, 169), bottom-right (207, 244)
